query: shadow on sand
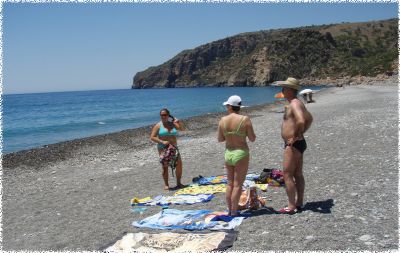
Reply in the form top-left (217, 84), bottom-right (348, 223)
top-left (300, 199), bottom-right (334, 214)
top-left (242, 198), bottom-right (334, 217)
top-left (240, 206), bottom-right (277, 217)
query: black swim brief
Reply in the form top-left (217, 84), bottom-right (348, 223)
top-left (284, 139), bottom-right (307, 154)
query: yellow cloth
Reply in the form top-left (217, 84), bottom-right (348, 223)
top-left (131, 196), bottom-right (152, 205)
top-left (255, 183), bottom-right (268, 191)
top-left (210, 175), bottom-right (226, 184)
top-left (175, 184), bottom-right (226, 195)
top-left (266, 178), bottom-right (282, 187)
top-left (175, 183), bottom-right (267, 195)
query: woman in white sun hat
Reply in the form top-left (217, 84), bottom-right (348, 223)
top-left (217, 95), bottom-right (256, 216)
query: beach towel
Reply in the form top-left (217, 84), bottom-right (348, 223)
top-left (194, 175), bottom-right (228, 185)
top-left (105, 231), bottom-right (238, 252)
top-left (132, 209), bottom-right (244, 231)
top-left (130, 194), bottom-right (214, 206)
top-left (192, 173), bottom-right (259, 185)
top-left (174, 184), bottom-right (226, 196)
top-left (246, 173), bottom-right (260, 180)
top-left (174, 182), bottom-right (267, 196)
top-left (243, 179), bottom-right (269, 191)
top-left (193, 173), bottom-right (260, 185)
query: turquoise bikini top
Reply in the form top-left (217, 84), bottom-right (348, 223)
top-left (224, 116), bottom-right (246, 137)
top-left (158, 122), bottom-right (177, 137)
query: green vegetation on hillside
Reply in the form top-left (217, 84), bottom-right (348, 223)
top-left (133, 18), bottom-right (398, 88)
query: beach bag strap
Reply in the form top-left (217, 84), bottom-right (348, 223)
top-left (169, 144), bottom-right (179, 178)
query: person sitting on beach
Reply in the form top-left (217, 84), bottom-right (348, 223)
top-left (276, 77), bottom-right (313, 214)
top-left (217, 95), bottom-right (256, 216)
top-left (150, 108), bottom-right (185, 190)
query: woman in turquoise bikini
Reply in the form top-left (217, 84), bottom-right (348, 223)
top-left (151, 108), bottom-right (185, 190)
top-left (217, 95), bottom-right (256, 216)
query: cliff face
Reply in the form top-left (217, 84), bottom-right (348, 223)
top-left (132, 18), bottom-right (398, 88)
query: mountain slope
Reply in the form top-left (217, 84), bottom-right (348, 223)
top-left (132, 18), bottom-right (398, 88)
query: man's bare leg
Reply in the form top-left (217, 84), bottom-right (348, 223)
top-left (294, 155), bottom-right (305, 207)
top-left (283, 146), bottom-right (301, 210)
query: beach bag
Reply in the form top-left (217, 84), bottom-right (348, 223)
top-left (267, 169), bottom-right (285, 186)
top-left (238, 187), bottom-right (266, 210)
top-left (159, 144), bottom-right (180, 177)
top-left (255, 168), bottom-right (273, 184)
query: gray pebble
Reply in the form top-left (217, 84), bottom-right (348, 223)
top-left (359, 235), bottom-right (372, 241)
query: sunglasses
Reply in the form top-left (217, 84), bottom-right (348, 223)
top-left (160, 114), bottom-right (168, 117)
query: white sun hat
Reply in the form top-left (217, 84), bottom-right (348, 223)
top-left (223, 95), bottom-right (243, 107)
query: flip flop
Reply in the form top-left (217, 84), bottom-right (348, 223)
top-left (278, 207), bottom-right (298, 215)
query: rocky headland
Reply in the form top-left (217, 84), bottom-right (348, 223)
top-left (132, 18), bottom-right (397, 89)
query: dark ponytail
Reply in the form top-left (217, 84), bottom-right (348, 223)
top-left (231, 106), bottom-right (241, 112)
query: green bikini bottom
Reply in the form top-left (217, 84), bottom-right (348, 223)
top-left (224, 149), bottom-right (249, 166)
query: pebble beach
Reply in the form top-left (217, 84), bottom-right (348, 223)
top-left (2, 77), bottom-right (398, 251)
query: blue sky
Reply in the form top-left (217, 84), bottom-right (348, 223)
top-left (3, 2), bottom-right (398, 94)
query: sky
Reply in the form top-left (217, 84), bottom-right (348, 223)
top-left (3, 2), bottom-right (398, 94)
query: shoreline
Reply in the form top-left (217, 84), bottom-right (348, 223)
top-left (4, 74), bottom-right (396, 161)
top-left (4, 73), bottom-right (396, 168)
top-left (3, 99), bottom-right (286, 169)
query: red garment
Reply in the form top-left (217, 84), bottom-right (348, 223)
top-left (159, 144), bottom-right (179, 176)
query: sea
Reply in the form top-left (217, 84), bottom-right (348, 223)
top-left (3, 86), bottom-right (323, 154)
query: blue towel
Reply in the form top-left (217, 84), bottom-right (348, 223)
top-left (132, 209), bottom-right (244, 230)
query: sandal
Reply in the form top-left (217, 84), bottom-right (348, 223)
top-left (278, 207), bottom-right (298, 215)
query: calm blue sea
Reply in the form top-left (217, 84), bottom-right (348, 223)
top-left (3, 86), bottom-right (322, 154)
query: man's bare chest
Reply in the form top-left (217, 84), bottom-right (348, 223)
top-left (283, 106), bottom-right (293, 121)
